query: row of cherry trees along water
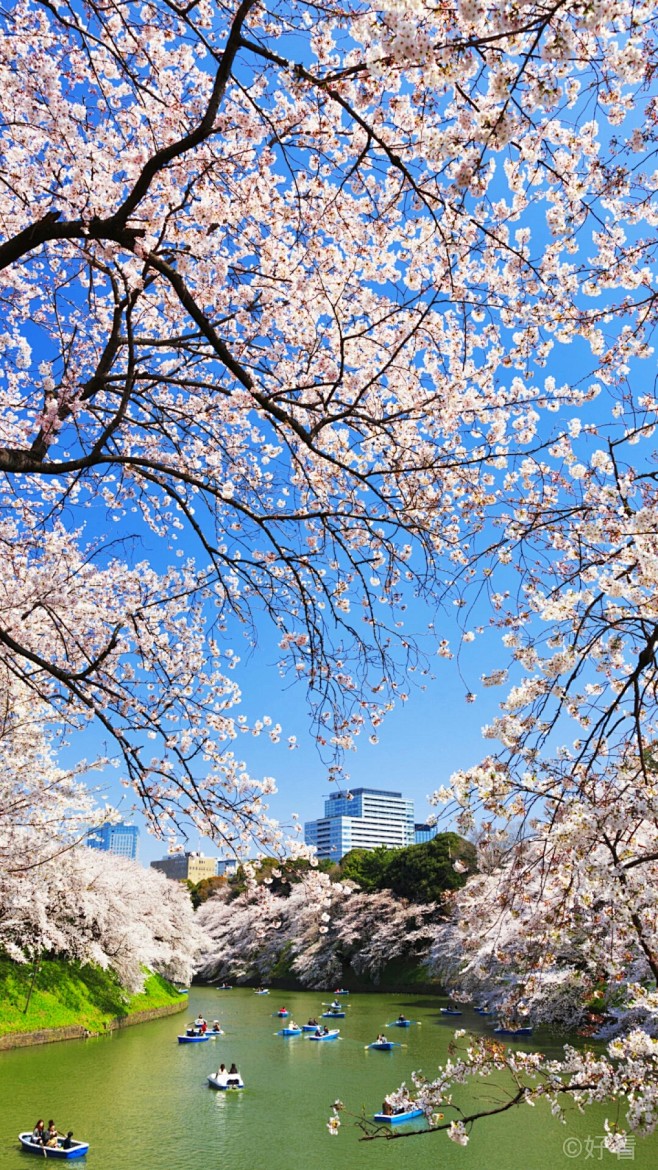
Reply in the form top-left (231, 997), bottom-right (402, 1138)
top-left (2, 0), bottom-right (658, 1154)
top-left (0, 694), bottom-right (202, 991)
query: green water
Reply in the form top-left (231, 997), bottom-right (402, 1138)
top-left (1, 987), bottom-right (656, 1169)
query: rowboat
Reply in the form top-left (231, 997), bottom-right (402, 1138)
top-left (493, 1025), bottom-right (533, 1036)
top-left (177, 1032), bottom-right (210, 1043)
top-left (386, 1019), bottom-right (412, 1028)
top-left (207, 1074), bottom-right (244, 1090)
top-left (302, 1023), bottom-right (320, 1031)
top-left (440, 1008), bottom-right (463, 1016)
top-left (372, 1107), bottom-right (424, 1125)
top-left (321, 1010), bottom-right (345, 1018)
top-left (277, 1026), bottom-right (302, 1036)
top-left (19, 1134), bottom-right (90, 1160)
top-left (334, 989), bottom-right (350, 995)
top-left (217, 984), bottom-right (232, 990)
top-left (275, 1009), bottom-right (289, 1017)
top-left (254, 989), bottom-right (269, 995)
top-left (308, 1029), bottom-right (340, 1041)
top-left (367, 1040), bottom-right (398, 1050)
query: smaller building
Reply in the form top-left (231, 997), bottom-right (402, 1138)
top-left (86, 822), bottom-right (139, 860)
top-left (150, 851), bottom-right (232, 882)
top-left (414, 822), bottom-right (439, 844)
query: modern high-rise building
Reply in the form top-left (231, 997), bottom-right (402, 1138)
top-left (304, 787), bottom-right (415, 861)
top-left (86, 822), bottom-right (139, 860)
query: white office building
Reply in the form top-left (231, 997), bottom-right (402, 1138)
top-left (304, 787), bottom-right (415, 861)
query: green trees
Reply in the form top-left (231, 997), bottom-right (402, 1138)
top-left (338, 834), bottom-right (475, 903)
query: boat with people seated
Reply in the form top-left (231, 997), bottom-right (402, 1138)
top-left (372, 1106), bottom-right (424, 1125)
top-left (367, 1040), bottom-right (398, 1050)
top-left (321, 1009), bottom-right (345, 1018)
top-left (19, 1134), bottom-right (90, 1160)
top-left (333, 988), bottom-right (349, 995)
top-left (207, 1074), bottom-right (245, 1090)
top-left (386, 1018), bottom-right (412, 1028)
top-left (277, 1025), bottom-right (302, 1036)
top-left (177, 1031), bottom-right (210, 1043)
top-left (440, 1007), bottom-right (463, 1016)
top-left (308, 1028), bottom-right (340, 1041)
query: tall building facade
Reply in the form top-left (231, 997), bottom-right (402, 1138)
top-left (304, 787), bottom-right (415, 861)
top-left (86, 822), bottom-right (139, 860)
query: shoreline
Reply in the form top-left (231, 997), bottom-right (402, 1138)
top-left (0, 999), bottom-right (187, 1051)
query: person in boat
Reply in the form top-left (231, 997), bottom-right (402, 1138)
top-left (61, 1133), bottom-right (74, 1150)
top-left (307, 1017), bottom-right (319, 1026)
top-left (211, 1020), bottom-right (222, 1032)
top-left (330, 1000), bottom-right (341, 1010)
top-left (376, 1033), bottom-right (387, 1044)
top-left (215, 1063), bottom-right (228, 1086)
top-left (381, 1100), bottom-right (394, 1116)
top-left (45, 1121), bottom-right (59, 1147)
top-left (289, 1020), bottom-right (299, 1030)
top-left (226, 1062), bottom-right (241, 1087)
top-left (31, 1120), bottom-right (46, 1145)
top-left (315, 1025), bottom-right (330, 1036)
top-left (397, 1013), bottom-right (408, 1023)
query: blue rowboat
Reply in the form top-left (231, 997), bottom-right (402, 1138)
top-left (178, 1032), bottom-right (210, 1043)
top-left (333, 989), bottom-right (349, 995)
top-left (308, 1029), bottom-right (340, 1041)
top-left (275, 1010), bottom-right (289, 1018)
top-left (277, 1026), bottom-right (302, 1036)
top-left (440, 1008), bottom-right (463, 1016)
top-left (207, 1075), bottom-right (244, 1090)
top-left (372, 1107), bottom-right (424, 1125)
top-left (254, 989), bottom-right (269, 995)
top-left (321, 1010), bottom-right (345, 1018)
top-left (19, 1135), bottom-right (89, 1160)
top-left (386, 1019), bottom-right (412, 1028)
top-left (367, 1041), bottom-right (398, 1050)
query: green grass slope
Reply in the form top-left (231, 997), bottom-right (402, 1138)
top-left (0, 957), bottom-right (184, 1036)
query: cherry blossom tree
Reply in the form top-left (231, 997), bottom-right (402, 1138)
top-left (1, 0), bottom-right (654, 855)
top-left (196, 873), bottom-right (438, 987)
top-left (0, 836), bottom-right (202, 991)
top-left (4, 0), bottom-right (658, 1145)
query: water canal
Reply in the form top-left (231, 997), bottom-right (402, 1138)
top-left (1, 987), bottom-right (656, 1170)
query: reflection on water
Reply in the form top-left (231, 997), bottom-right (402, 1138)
top-left (0, 987), bottom-right (656, 1170)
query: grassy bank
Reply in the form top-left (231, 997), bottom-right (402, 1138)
top-left (0, 956), bottom-right (184, 1037)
